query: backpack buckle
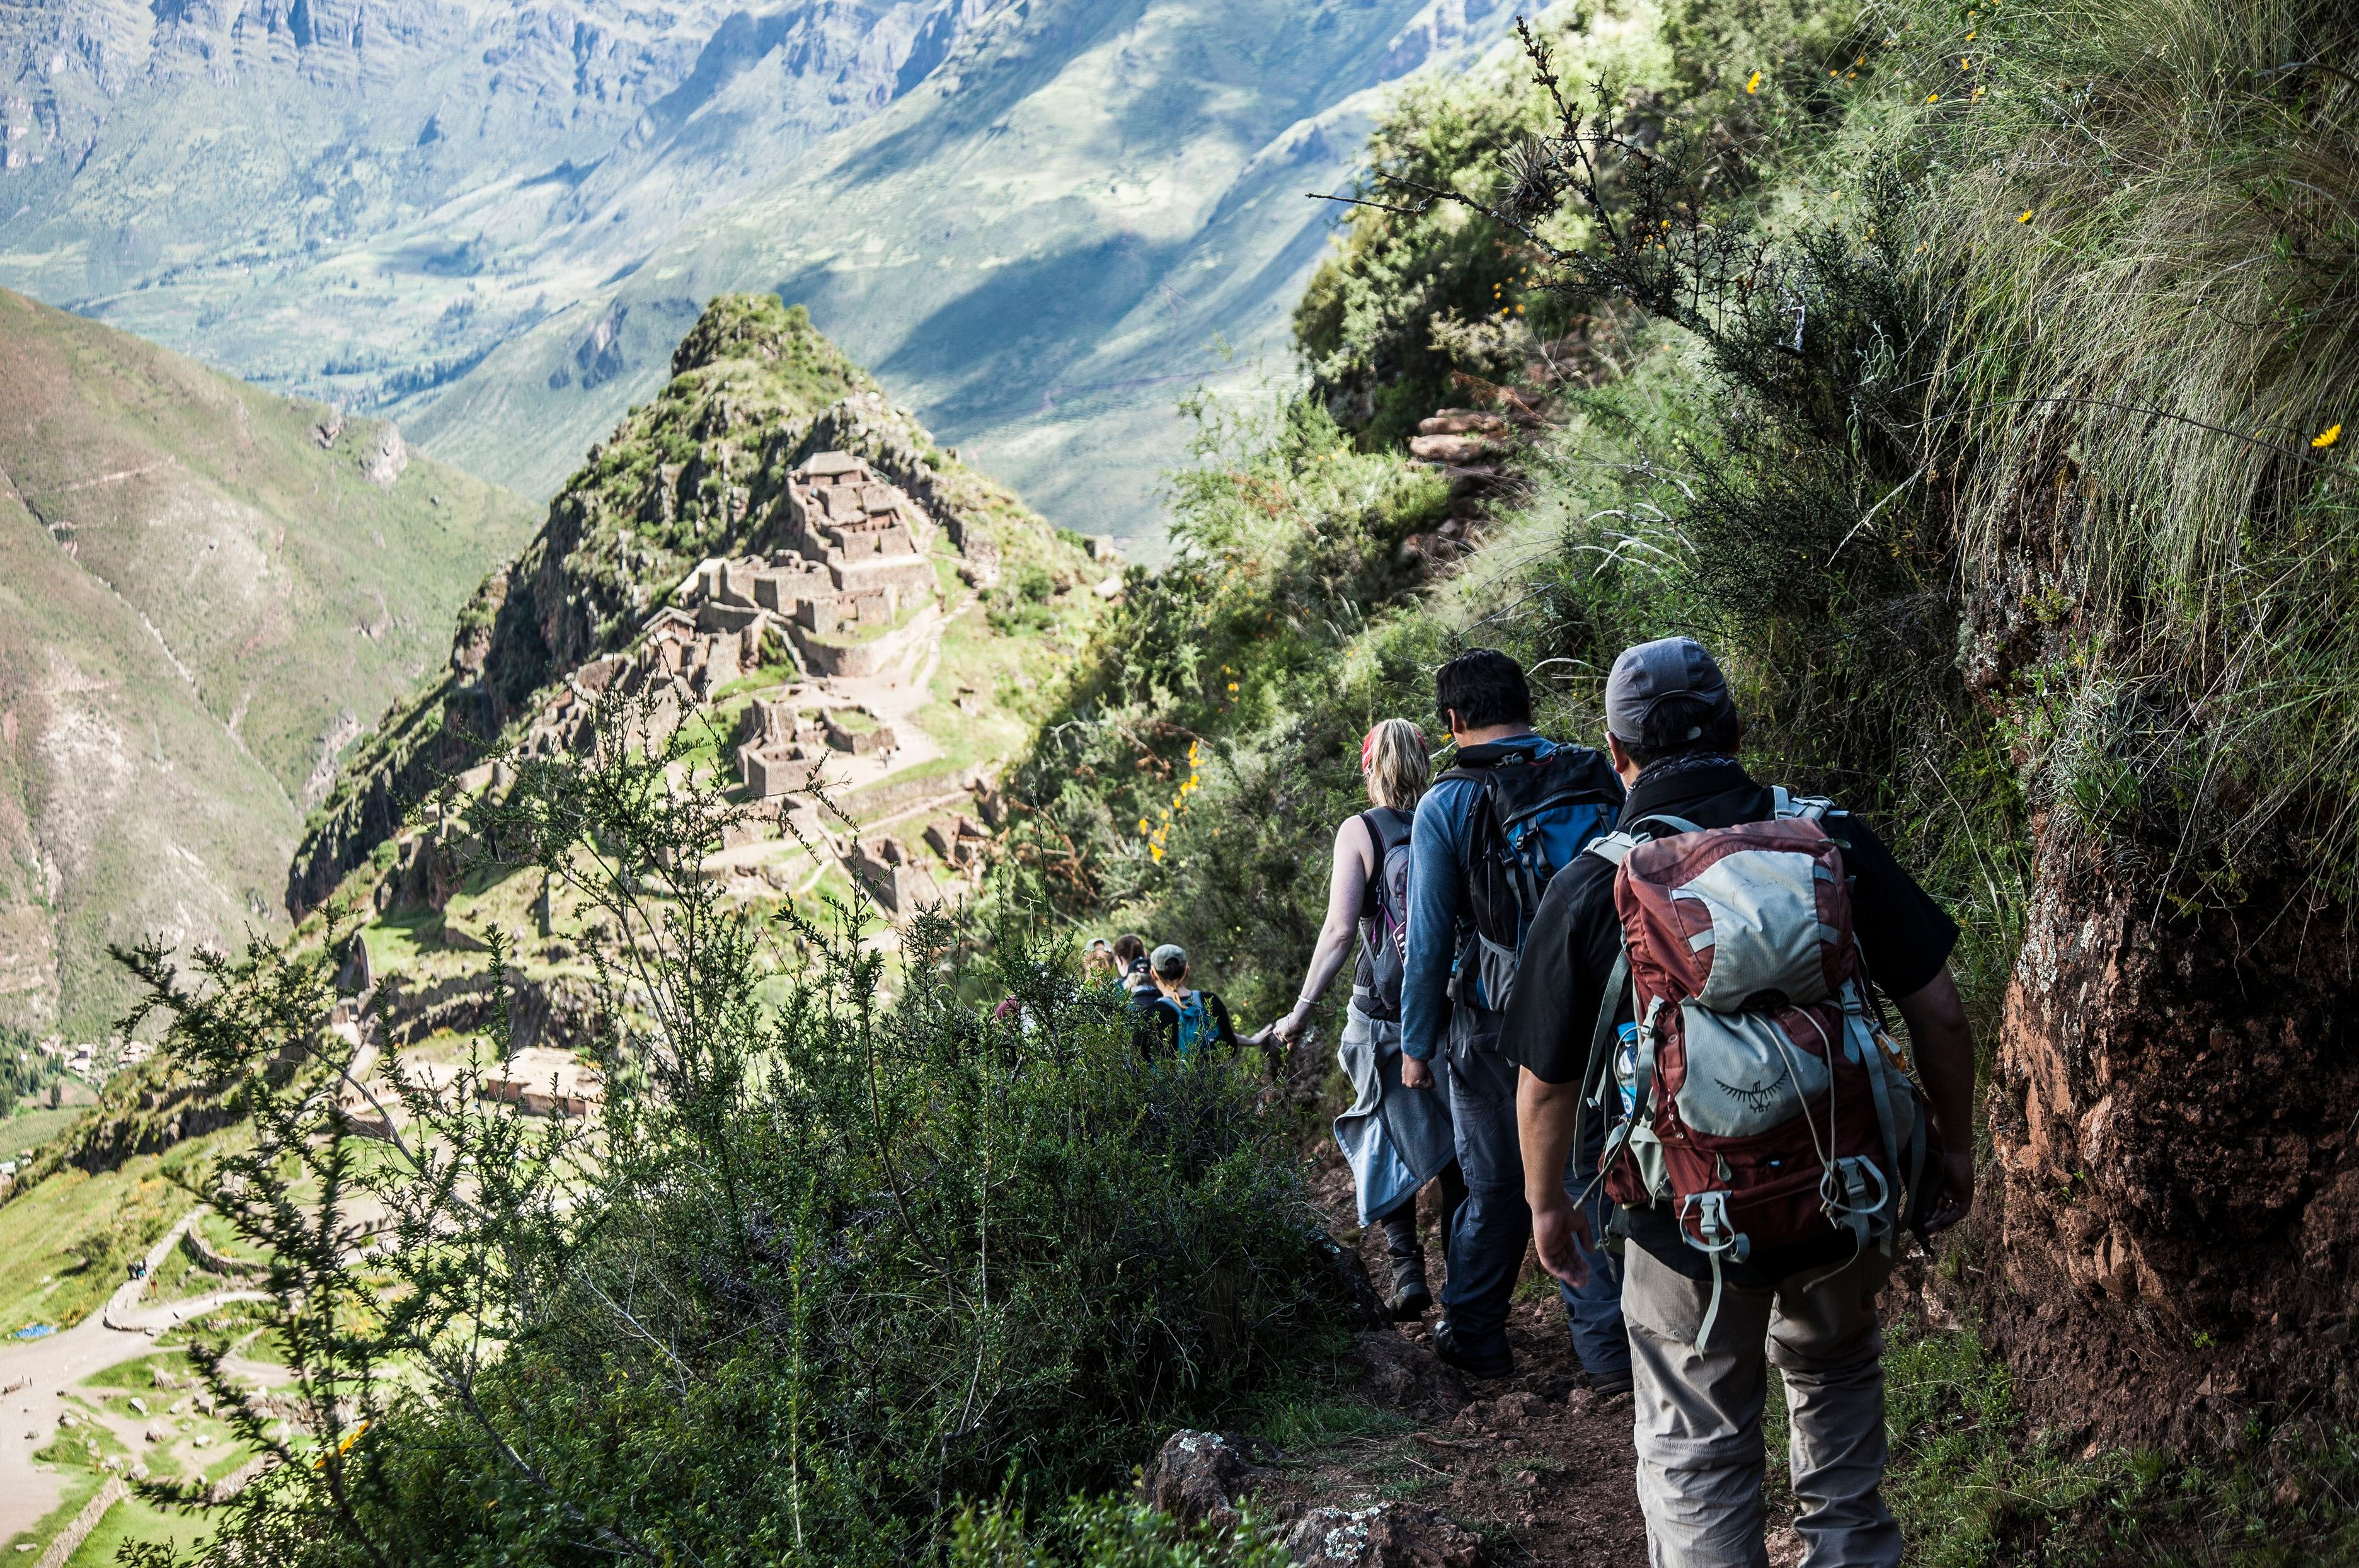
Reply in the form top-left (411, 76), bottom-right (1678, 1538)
top-left (1679, 1190), bottom-right (1750, 1264)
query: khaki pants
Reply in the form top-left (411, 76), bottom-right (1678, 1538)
top-left (1623, 1243), bottom-right (1901, 1568)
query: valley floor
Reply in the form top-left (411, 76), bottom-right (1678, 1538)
top-left (0, 1210), bottom-right (277, 1557)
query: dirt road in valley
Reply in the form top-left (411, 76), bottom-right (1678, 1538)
top-left (0, 1211), bottom-right (270, 1543)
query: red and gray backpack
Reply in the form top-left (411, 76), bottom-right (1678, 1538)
top-left (1581, 790), bottom-right (1937, 1343)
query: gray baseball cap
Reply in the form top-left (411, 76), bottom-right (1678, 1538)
top-left (1605, 637), bottom-right (1733, 744)
top-left (1150, 943), bottom-right (1188, 978)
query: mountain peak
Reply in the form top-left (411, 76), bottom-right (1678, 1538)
top-left (670, 296), bottom-right (838, 380)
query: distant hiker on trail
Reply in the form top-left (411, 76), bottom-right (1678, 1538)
top-left (1505, 636), bottom-right (1978, 1568)
top-left (1082, 937), bottom-right (1121, 983)
top-left (1270, 718), bottom-right (1467, 1320)
top-left (1113, 932), bottom-right (1160, 1009)
top-left (1399, 648), bottom-right (1628, 1383)
top-left (1142, 944), bottom-right (1241, 1061)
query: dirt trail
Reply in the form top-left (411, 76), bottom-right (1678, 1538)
top-left (1281, 1142), bottom-right (1652, 1565)
top-left (0, 1211), bottom-right (270, 1542)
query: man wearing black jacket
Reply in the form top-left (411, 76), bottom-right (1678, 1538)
top-left (1500, 638), bottom-right (1977, 1568)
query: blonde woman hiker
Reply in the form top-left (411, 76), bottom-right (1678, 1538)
top-left (1271, 719), bottom-right (1466, 1319)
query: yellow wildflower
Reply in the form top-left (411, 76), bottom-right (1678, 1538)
top-left (2315, 423), bottom-right (2344, 450)
top-left (1137, 818), bottom-right (1149, 835)
top-left (1927, 92), bottom-right (1939, 102)
top-left (1746, 70), bottom-right (1762, 93)
top-left (2017, 209), bottom-right (2033, 222)
top-left (1226, 681), bottom-right (1239, 693)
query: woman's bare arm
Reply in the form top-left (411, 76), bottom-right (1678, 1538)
top-left (1273, 816), bottom-right (1375, 1040)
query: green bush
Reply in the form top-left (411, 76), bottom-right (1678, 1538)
top-left (118, 694), bottom-right (1363, 1567)
top-left (950, 1496), bottom-right (1290, 1568)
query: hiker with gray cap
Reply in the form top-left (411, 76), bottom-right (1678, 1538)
top-left (1140, 944), bottom-right (1242, 1062)
top-left (1500, 636), bottom-right (1978, 1568)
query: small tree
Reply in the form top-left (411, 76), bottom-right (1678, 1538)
top-left (119, 692), bottom-right (1360, 1566)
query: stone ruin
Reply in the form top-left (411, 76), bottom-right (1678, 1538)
top-left (847, 835), bottom-right (944, 915)
top-left (734, 695), bottom-right (897, 798)
top-left (496, 452), bottom-right (942, 764)
top-left (674, 450), bottom-right (939, 678)
top-left (923, 815), bottom-right (988, 872)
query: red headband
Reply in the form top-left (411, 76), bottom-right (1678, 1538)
top-left (1362, 722), bottom-right (1428, 773)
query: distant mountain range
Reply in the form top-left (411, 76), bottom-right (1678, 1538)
top-left (0, 0), bottom-right (1520, 538)
top-left (0, 286), bottom-right (537, 1039)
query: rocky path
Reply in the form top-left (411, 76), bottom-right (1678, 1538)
top-left (1273, 1140), bottom-right (1654, 1566)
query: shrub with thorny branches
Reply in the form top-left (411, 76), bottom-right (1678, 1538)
top-left (113, 689), bottom-right (1367, 1567)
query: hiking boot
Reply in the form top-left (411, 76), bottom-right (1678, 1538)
top-left (1585, 1366), bottom-right (1634, 1399)
top-left (1432, 1320), bottom-right (1513, 1379)
top-left (1384, 1279), bottom-right (1433, 1320)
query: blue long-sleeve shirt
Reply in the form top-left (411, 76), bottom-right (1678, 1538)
top-left (1399, 733), bottom-right (1553, 1061)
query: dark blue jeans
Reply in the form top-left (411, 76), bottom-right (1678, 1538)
top-left (1444, 1040), bottom-right (1628, 1376)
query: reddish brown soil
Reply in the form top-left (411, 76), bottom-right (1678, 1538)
top-left (1982, 859), bottom-right (2359, 1451)
top-left (1268, 1142), bottom-right (1654, 1565)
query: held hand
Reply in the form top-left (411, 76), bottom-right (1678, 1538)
top-left (1270, 1009), bottom-right (1305, 1045)
top-left (1531, 1197), bottom-right (1592, 1288)
top-left (1924, 1150), bottom-right (1977, 1234)
top-left (1399, 1055), bottom-right (1433, 1090)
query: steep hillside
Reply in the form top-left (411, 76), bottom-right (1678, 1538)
top-left (0, 0), bottom-right (1529, 539)
top-left (289, 290), bottom-right (1099, 917)
top-left (0, 287), bottom-right (537, 1036)
top-left (1003, 0), bottom-right (2359, 1555)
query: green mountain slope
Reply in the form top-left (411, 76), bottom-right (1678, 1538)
top-left (0, 287), bottom-right (537, 1035)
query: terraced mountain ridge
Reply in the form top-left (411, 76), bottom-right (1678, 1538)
top-left (287, 290), bottom-right (1101, 921)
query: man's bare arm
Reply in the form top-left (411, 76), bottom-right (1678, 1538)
top-left (1518, 1067), bottom-right (1590, 1285)
top-left (1893, 965), bottom-right (1977, 1232)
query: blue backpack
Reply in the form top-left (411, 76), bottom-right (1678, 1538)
top-left (1439, 741), bottom-right (1622, 1012)
top-left (1157, 990), bottom-right (1231, 1060)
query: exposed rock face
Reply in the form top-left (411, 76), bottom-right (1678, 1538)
top-left (1982, 846), bottom-right (2359, 1449)
top-left (1282, 1502), bottom-right (1483, 1567)
top-left (362, 423), bottom-right (408, 487)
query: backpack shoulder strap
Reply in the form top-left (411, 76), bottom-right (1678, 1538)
top-left (1585, 831), bottom-right (1642, 867)
top-left (1583, 812), bottom-right (1706, 867)
top-left (1772, 786), bottom-right (1839, 822)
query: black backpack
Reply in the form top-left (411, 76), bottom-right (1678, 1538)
top-left (1356, 808), bottom-right (1415, 1021)
top-left (1439, 742), bottom-right (1622, 1013)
